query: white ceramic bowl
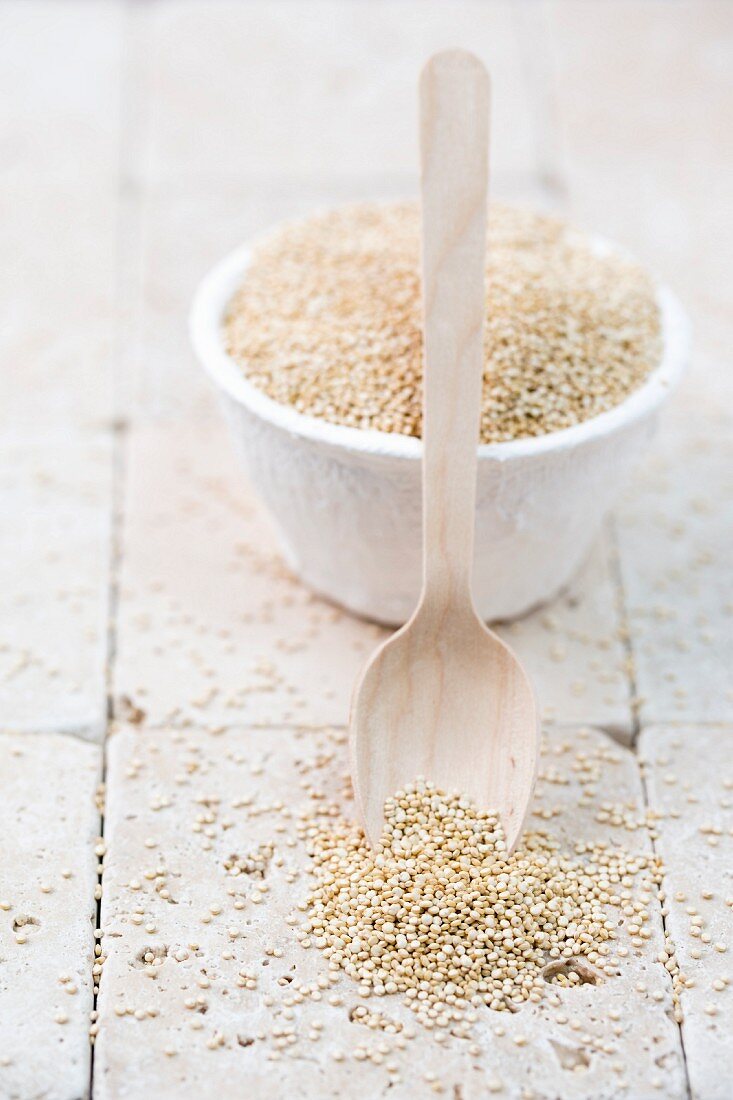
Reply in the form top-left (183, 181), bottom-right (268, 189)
top-left (190, 240), bottom-right (689, 625)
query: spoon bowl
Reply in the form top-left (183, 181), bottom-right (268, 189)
top-left (351, 602), bottom-right (538, 849)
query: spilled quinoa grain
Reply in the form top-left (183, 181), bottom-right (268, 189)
top-left (225, 202), bottom-right (662, 443)
top-left (300, 778), bottom-right (663, 1029)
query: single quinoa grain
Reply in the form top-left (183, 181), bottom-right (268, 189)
top-left (225, 201), bottom-right (662, 444)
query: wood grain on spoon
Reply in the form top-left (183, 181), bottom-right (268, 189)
top-left (349, 49), bottom-right (539, 851)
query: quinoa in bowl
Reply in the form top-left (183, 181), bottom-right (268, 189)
top-left (224, 202), bottom-right (662, 445)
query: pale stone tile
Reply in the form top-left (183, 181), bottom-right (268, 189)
top-left (544, 2), bottom-right (733, 726)
top-left (0, 178), bottom-right (118, 438)
top-left (547, 0), bottom-right (733, 171)
top-left (113, 420), bottom-right (387, 730)
top-left (135, 0), bottom-right (539, 183)
top-left (640, 725), bottom-right (733, 1100)
top-left (549, 156), bottom-right (731, 331)
top-left (615, 410), bottom-right (733, 726)
top-left (498, 533), bottom-right (632, 740)
top-left (569, 264), bottom-right (731, 730)
top-left (114, 421), bottom-right (631, 732)
top-left (3, 13), bottom-right (123, 416)
top-left (0, 732), bottom-right (101, 1100)
top-left (0, 3), bottom-right (122, 437)
top-left (0, 0), bottom-right (123, 180)
top-left (0, 440), bottom-right (113, 739)
top-left (95, 722), bottom-right (684, 1099)
top-left (545, 1), bottom-right (732, 323)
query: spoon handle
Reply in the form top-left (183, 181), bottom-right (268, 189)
top-left (419, 50), bottom-right (489, 615)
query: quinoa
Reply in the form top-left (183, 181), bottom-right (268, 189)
top-left (300, 779), bottom-right (667, 1028)
top-left (225, 202), bottom-right (662, 444)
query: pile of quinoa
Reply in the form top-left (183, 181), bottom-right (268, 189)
top-left (300, 779), bottom-right (664, 1029)
top-left (225, 202), bottom-right (662, 443)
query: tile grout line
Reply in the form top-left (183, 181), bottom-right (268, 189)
top-left (0, 724), bottom-right (103, 743)
top-left (607, 517), bottom-right (641, 748)
top-left (609, 515), bottom-right (693, 1098)
top-left (101, 716), bottom-right (733, 739)
top-left (637, 749), bottom-right (693, 1100)
top-left (88, 0), bottom-right (146, 1091)
top-left (88, 417), bottom-right (127, 1085)
top-left (5, 714), bottom-right (730, 747)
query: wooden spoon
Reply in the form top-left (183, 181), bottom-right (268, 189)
top-left (349, 50), bottom-right (539, 852)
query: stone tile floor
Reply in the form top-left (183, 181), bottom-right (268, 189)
top-left (0, 2), bottom-right (731, 1097)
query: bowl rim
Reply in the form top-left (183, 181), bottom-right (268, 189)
top-left (190, 234), bottom-right (690, 461)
